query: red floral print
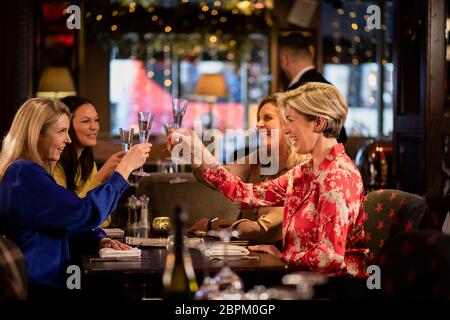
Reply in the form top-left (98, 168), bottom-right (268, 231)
top-left (203, 144), bottom-right (368, 277)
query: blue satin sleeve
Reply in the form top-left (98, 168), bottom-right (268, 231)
top-left (69, 228), bottom-right (107, 255)
top-left (9, 161), bottom-right (128, 234)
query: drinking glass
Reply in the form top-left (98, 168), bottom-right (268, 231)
top-left (194, 239), bottom-right (220, 300)
top-left (282, 272), bottom-right (328, 299)
top-left (133, 111), bottom-right (154, 177)
top-left (165, 235), bottom-right (188, 251)
top-left (120, 128), bottom-right (139, 187)
top-left (119, 128), bottom-right (134, 152)
top-left (126, 195), bottom-right (139, 237)
top-left (172, 98), bottom-right (189, 128)
top-left (163, 123), bottom-right (187, 184)
top-left (208, 229), bottom-right (244, 299)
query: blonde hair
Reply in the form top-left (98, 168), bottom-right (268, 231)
top-left (257, 95), bottom-right (309, 169)
top-left (276, 82), bottom-right (348, 139)
top-left (0, 98), bottom-right (70, 180)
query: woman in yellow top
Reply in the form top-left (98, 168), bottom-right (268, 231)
top-left (54, 96), bottom-right (125, 228)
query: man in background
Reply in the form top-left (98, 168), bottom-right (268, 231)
top-left (278, 33), bottom-right (347, 144)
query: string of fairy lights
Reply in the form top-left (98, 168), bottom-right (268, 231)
top-left (84, 0), bottom-right (392, 98)
top-left (327, 1), bottom-right (392, 110)
top-left (85, 0), bottom-right (273, 53)
top-left (85, 0), bottom-right (272, 93)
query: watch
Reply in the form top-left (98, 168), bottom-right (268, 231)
top-left (207, 217), bottom-right (218, 231)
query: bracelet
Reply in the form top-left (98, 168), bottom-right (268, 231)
top-left (207, 217), bottom-right (218, 231)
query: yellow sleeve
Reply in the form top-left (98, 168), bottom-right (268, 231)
top-left (79, 163), bottom-right (111, 228)
top-left (53, 162), bottom-right (68, 188)
top-left (77, 163), bottom-right (102, 198)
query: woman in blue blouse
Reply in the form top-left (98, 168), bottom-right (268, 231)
top-left (0, 98), bottom-right (151, 292)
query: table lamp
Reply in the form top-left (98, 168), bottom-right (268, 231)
top-left (194, 73), bottom-right (228, 129)
top-left (36, 66), bottom-right (76, 98)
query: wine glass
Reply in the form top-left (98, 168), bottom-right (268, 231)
top-left (119, 128), bottom-right (139, 187)
top-left (282, 272), bottom-right (328, 299)
top-left (172, 98), bottom-right (189, 128)
top-left (163, 123), bottom-right (187, 184)
top-left (119, 128), bottom-right (134, 152)
top-left (133, 111), bottom-right (154, 177)
top-left (208, 229), bottom-right (244, 299)
top-left (194, 239), bottom-right (220, 300)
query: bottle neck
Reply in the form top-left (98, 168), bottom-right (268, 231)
top-left (173, 223), bottom-right (185, 255)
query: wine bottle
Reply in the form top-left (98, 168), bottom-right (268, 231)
top-left (162, 206), bottom-right (198, 299)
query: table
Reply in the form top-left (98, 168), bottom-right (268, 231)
top-left (79, 246), bottom-right (287, 299)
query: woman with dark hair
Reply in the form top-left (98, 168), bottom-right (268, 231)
top-left (55, 96), bottom-right (125, 227)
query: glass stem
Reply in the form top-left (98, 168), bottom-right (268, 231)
top-left (174, 161), bottom-right (179, 178)
top-left (224, 234), bottom-right (229, 268)
top-left (139, 136), bottom-right (146, 173)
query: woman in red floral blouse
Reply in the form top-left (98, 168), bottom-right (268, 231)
top-left (169, 82), bottom-right (368, 277)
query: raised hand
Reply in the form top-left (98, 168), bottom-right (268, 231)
top-left (96, 150), bottom-right (126, 182)
top-left (115, 143), bottom-right (152, 180)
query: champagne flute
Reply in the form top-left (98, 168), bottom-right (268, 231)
top-left (120, 127), bottom-right (138, 187)
top-left (119, 128), bottom-right (134, 152)
top-left (133, 111), bottom-right (154, 177)
top-left (172, 98), bottom-right (189, 128)
top-left (163, 123), bottom-right (187, 184)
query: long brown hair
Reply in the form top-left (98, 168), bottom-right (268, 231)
top-left (58, 96), bottom-right (96, 192)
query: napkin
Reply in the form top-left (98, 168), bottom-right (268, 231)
top-left (125, 236), bottom-right (204, 248)
top-left (204, 244), bottom-right (250, 257)
top-left (99, 247), bottom-right (142, 258)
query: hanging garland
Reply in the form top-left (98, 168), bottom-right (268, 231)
top-left (84, 0), bottom-right (275, 62)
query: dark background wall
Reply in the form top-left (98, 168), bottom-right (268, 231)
top-left (0, 0), bottom-right (34, 137)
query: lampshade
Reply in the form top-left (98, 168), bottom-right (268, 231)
top-left (194, 73), bottom-right (228, 98)
top-left (37, 67), bottom-right (76, 98)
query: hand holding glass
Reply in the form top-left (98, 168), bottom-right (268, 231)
top-left (133, 111), bottom-right (154, 177)
top-left (119, 128), bottom-right (134, 152)
top-left (172, 98), bottom-right (188, 128)
top-left (164, 123), bottom-right (187, 184)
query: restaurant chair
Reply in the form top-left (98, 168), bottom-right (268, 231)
top-left (363, 189), bottom-right (427, 262)
top-left (377, 231), bottom-right (450, 299)
top-left (0, 236), bottom-right (27, 300)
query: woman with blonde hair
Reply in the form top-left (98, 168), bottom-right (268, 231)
top-left (169, 83), bottom-right (368, 277)
top-left (0, 98), bottom-right (151, 293)
top-left (188, 95), bottom-right (308, 244)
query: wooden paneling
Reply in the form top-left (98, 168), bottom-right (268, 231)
top-left (393, 0), bottom-right (426, 194)
top-left (426, 0), bottom-right (448, 197)
top-left (393, 0), bottom-right (450, 225)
